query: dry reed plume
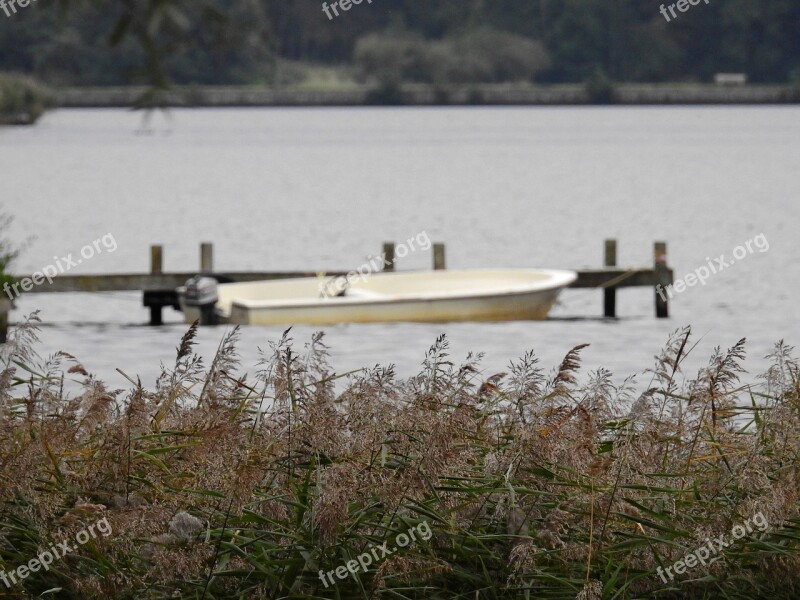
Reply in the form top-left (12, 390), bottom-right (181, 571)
top-left (0, 314), bottom-right (799, 599)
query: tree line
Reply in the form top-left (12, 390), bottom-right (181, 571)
top-left (0, 0), bottom-right (798, 86)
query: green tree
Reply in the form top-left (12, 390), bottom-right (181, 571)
top-left (2, 0), bottom-right (800, 86)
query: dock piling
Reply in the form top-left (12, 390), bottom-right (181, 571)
top-left (200, 242), bottom-right (214, 273)
top-left (604, 239), bottom-right (617, 318)
top-left (433, 243), bottom-right (446, 270)
top-left (0, 298), bottom-right (9, 343)
top-left (654, 241), bottom-right (670, 318)
top-left (382, 242), bottom-right (395, 272)
top-left (147, 245), bottom-right (164, 326)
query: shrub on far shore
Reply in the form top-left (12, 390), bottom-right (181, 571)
top-left (0, 73), bottom-right (54, 125)
top-left (354, 28), bottom-right (550, 86)
top-left (584, 68), bottom-right (618, 104)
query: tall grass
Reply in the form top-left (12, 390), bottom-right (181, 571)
top-left (0, 316), bottom-right (798, 599)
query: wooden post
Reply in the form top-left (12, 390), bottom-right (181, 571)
top-left (151, 244), bottom-right (163, 275)
top-left (149, 244), bottom-right (164, 326)
top-left (382, 242), bottom-right (395, 272)
top-left (654, 241), bottom-right (669, 318)
top-left (433, 243), bottom-right (446, 270)
top-left (200, 242), bottom-right (213, 273)
top-left (604, 239), bottom-right (617, 318)
top-left (0, 298), bottom-right (10, 343)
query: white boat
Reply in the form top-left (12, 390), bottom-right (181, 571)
top-left (178, 269), bottom-right (577, 326)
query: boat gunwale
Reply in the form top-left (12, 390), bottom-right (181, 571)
top-left (225, 269), bottom-right (577, 312)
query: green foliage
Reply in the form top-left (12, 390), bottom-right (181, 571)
top-left (0, 73), bottom-right (53, 125)
top-left (354, 28), bottom-right (550, 85)
top-left (353, 32), bottom-right (426, 85)
top-left (584, 68), bottom-right (617, 104)
top-left (447, 28), bottom-right (551, 84)
top-left (0, 0), bottom-right (273, 89)
top-left (1, 0), bottom-right (800, 86)
top-left (365, 77), bottom-right (405, 105)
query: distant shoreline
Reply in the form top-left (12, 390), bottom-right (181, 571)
top-left (54, 83), bottom-right (800, 108)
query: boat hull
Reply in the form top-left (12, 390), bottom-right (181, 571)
top-left (179, 269), bottom-right (576, 325)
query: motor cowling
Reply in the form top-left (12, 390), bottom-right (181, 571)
top-left (184, 275), bottom-right (219, 325)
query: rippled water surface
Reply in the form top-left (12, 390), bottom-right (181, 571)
top-left (2, 106), bottom-right (798, 389)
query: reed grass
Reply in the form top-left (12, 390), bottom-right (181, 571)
top-left (1, 315), bottom-right (799, 599)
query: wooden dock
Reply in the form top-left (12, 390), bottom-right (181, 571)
top-left (0, 240), bottom-right (673, 338)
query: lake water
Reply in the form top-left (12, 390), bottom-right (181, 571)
top-left (1, 106), bottom-right (798, 391)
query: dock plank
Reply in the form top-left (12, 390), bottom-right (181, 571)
top-left (10, 268), bottom-right (670, 294)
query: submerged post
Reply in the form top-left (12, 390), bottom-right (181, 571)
top-left (654, 241), bottom-right (669, 318)
top-left (148, 244), bottom-right (164, 326)
top-left (433, 243), bottom-right (446, 270)
top-left (200, 242), bottom-right (214, 273)
top-left (604, 239), bottom-right (617, 318)
top-left (382, 242), bottom-right (395, 272)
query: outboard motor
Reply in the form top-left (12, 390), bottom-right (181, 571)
top-left (183, 275), bottom-right (219, 325)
